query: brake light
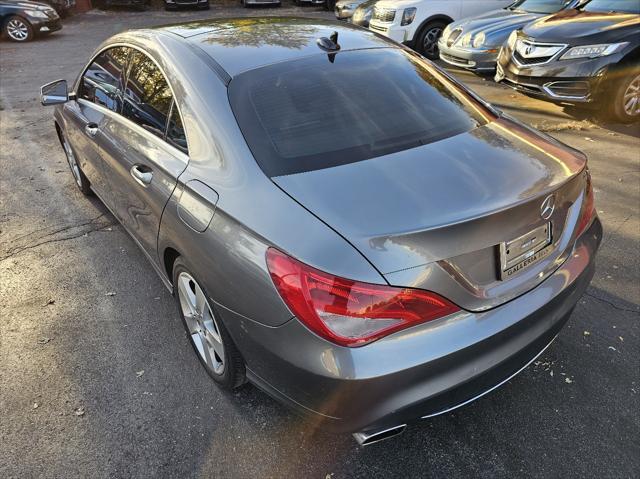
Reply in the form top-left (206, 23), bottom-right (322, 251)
top-left (266, 248), bottom-right (460, 347)
top-left (576, 169), bottom-right (596, 237)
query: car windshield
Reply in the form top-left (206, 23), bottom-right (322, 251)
top-left (229, 48), bottom-right (488, 177)
top-left (580, 0), bottom-right (640, 13)
top-left (508, 0), bottom-right (574, 14)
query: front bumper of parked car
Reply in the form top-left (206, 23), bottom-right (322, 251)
top-left (438, 40), bottom-right (500, 72)
top-left (495, 45), bottom-right (625, 106)
top-left (219, 218), bottom-right (602, 436)
top-left (28, 13), bottom-right (62, 33)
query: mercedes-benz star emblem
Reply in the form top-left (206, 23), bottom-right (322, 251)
top-left (540, 195), bottom-right (555, 220)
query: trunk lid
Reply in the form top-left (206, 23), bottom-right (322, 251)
top-left (273, 118), bottom-right (587, 311)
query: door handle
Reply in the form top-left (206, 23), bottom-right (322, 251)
top-left (130, 164), bottom-right (153, 186)
top-left (84, 122), bottom-right (99, 137)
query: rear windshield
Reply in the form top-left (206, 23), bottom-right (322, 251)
top-left (229, 48), bottom-right (488, 177)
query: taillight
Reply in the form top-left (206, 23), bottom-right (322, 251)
top-left (266, 248), bottom-right (460, 347)
top-left (576, 168), bottom-right (596, 237)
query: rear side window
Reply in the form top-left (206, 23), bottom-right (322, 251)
top-left (123, 51), bottom-right (173, 139)
top-left (229, 48), bottom-right (487, 177)
top-left (166, 102), bottom-right (188, 153)
top-left (80, 47), bottom-right (131, 112)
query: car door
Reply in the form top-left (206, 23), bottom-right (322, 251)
top-left (460, 0), bottom-right (512, 18)
top-left (64, 46), bottom-right (132, 199)
top-left (99, 48), bottom-right (189, 265)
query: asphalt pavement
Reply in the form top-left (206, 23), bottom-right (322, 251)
top-left (1, 8), bottom-right (639, 479)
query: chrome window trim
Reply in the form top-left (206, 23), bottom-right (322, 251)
top-left (77, 98), bottom-right (190, 164)
top-left (511, 39), bottom-right (568, 67)
top-left (73, 42), bottom-right (191, 155)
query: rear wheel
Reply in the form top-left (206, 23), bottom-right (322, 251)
top-left (416, 21), bottom-right (446, 60)
top-left (173, 258), bottom-right (246, 389)
top-left (608, 71), bottom-right (640, 123)
top-left (4, 16), bottom-right (34, 42)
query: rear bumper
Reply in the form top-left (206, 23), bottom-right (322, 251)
top-left (438, 41), bottom-right (498, 71)
top-left (220, 217), bottom-right (602, 434)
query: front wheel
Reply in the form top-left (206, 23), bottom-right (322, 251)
top-left (173, 258), bottom-right (246, 389)
top-left (607, 71), bottom-right (640, 123)
top-left (415, 21), bottom-right (446, 60)
top-left (4, 16), bottom-right (34, 42)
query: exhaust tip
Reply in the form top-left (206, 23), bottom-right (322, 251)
top-left (353, 424), bottom-right (407, 446)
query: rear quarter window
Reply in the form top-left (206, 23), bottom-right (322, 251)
top-left (229, 48), bottom-right (488, 177)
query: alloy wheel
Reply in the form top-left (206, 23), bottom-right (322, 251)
top-left (177, 272), bottom-right (225, 375)
top-left (422, 27), bottom-right (443, 58)
top-left (62, 134), bottom-right (82, 187)
top-left (6, 19), bottom-right (29, 41)
top-left (623, 74), bottom-right (640, 117)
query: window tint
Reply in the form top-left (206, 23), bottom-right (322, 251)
top-left (581, 0), bottom-right (639, 13)
top-left (123, 51), bottom-right (173, 139)
top-left (229, 49), bottom-right (486, 177)
top-left (510, 0), bottom-right (573, 14)
top-left (80, 47), bottom-right (131, 112)
top-left (167, 102), bottom-right (188, 153)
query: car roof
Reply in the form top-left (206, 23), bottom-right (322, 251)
top-left (154, 17), bottom-right (395, 77)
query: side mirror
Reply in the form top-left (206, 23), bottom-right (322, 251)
top-left (40, 79), bottom-right (70, 106)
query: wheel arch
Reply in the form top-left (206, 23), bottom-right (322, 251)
top-left (163, 246), bottom-right (181, 286)
top-left (414, 14), bottom-right (454, 40)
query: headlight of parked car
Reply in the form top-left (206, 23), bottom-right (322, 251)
top-left (442, 24), bottom-right (452, 40)
top-left (560, 42), bottom-right (629, 60)
top-left (401, 7), bottom-right (417, 26)
top-left (507, 30), bottom-right (518, 50)
top-left (25, 9), bottom-right (49, 18)
top-left (460, 32), bottom-right (472, 48)
top-left (472, 32), bottom-right (486, 49)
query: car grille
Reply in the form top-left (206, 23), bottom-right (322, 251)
top-left (372, 7), bottom-right (395, 22)
top-left (513, 50), bottom-right (554, 66)
top-left (512, 39), bottom-right (565, 66)
top-left (446, 29), bottom-right (462, 47)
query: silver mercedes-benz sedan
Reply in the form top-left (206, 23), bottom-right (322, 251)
top-left (40, 18), bottom-right (601, 445)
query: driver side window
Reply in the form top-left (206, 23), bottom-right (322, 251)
top-left (79, 47), bottom-right (131, 113)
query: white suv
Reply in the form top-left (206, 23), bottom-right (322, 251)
top-left (368, 0), bottom-right (514, 59)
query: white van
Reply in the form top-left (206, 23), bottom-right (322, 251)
top-left (368, 0), bottom-right (514, 58)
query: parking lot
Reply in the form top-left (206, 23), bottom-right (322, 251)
top-left (0, 7), bottom-right (639, 478)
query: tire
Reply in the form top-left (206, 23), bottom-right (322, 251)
top-left (325, 0), bottom-right (336, 10)
top-left (415, 21), bottom-right (446, 60)
top-left (59, 128), bottom-right (92, 195)
top-left (3, 16), bottom-right (34, 42)
top-left (198, 2), bottom-right (210, 9)
top-left (173, 257), bottom-right (246, 389)
top-left (607, 70), bottom-right (640, 123)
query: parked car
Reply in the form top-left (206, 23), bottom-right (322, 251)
top-left (41, 18), bottom-right (601, 444)
top-left (0, 0), bottom-right (61, 42)
top-left (102, 0), bottom-right (149, 10)
top-left (164, 0), bottom-right (209, 10)
top-left (368, 0), bottom-right (514, 59)
top-left (42, 0), bottom-right (75, 16)
top-left (350, 0), bottom-right (377, 27)
top-left (335, 0), bottom-right (367, 20)
top-left (496, 0), bottom-right (640, 122)
top-left (239, 0), bottom-right (279, 8)
top-left (438, 0), bottom-right (582, 72)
